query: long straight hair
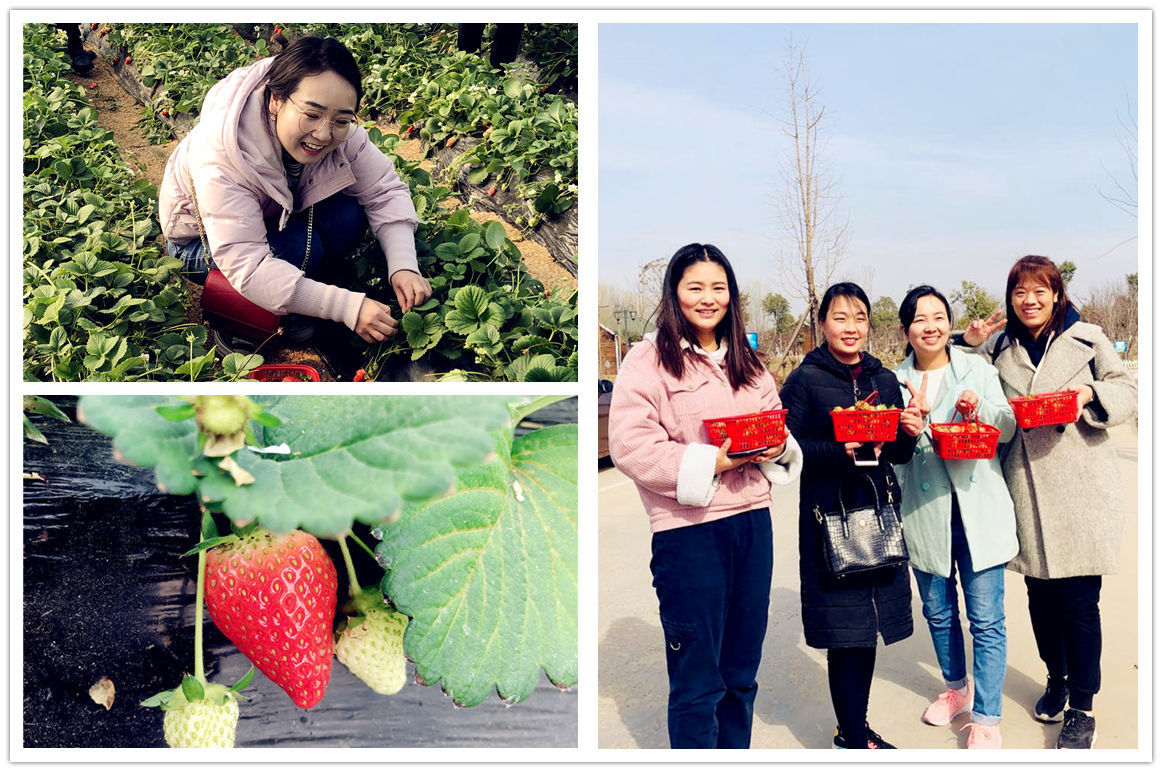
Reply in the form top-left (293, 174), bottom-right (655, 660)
top-left (654, 243), bottom-right (764, 390)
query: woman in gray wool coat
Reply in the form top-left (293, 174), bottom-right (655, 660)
top-left (961, 255), bottom-right (1136, 750)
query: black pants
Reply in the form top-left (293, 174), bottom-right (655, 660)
top-left (650, 508), bottom-right (773, 749)
top-left (1025, 575), bottom-right (1102, 711)
top-left (827, 646), bottom-right (877, 745)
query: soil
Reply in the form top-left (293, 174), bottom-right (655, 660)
top-left (71, 42), bottom-right (577, 382)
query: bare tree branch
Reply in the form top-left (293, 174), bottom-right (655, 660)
top-left (774, 37), bottom-right (847, 348)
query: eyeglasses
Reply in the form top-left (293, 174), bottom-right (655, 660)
top-left (284, 95), bottom-right (356, 139)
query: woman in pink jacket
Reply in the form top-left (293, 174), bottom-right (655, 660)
top-left (159, 36), bottom-right (431, 351)
top-left (608, 243), bottom-right (802, 748)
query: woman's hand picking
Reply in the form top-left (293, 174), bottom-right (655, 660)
top-left (963, 308), bottom-right (1006, 347)
top-left (1067, 384), bottom-right (1095, 421)
top-left (355, 297), bottom-right (399, 343)
top-left (391, 270), bottom-right (432, 313)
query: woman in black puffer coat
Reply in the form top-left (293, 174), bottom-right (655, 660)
top-left (780, 283), bottom-right (923, 749)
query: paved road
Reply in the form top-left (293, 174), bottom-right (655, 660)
top-left (597, 423), bottom-right (1142, 753)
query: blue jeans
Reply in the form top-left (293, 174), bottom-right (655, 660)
top-left (649, 508), bottom-right (773, 749)
top-left (913, 505), bottom-right (1007, 724)
top-left (167, 193), bottom-right (368, 285)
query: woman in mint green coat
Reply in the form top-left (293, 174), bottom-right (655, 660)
top-left (892, 286), bottom-right (1018, 749)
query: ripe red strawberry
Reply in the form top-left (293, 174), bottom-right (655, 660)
top-left (124, 55), bottom-right (132, 65)
top-left (488, 187), bottom-right (497, 196)
top-left (90, 22), bottom-right (98, 30)
top-left (89, 82), bottom-right (97, 89)
top-left (352, 368), bottom-right (367, 382)
top-left (205, 528), bottom-right (338, 708)
top-left (161, 108), bottom-right (170, 117)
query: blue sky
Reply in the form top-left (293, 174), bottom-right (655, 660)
top-left (598, 22), bottom-right (1140, 313)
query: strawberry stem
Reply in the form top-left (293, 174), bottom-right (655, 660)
top-left (348, 531), bottom-right (377, 560)
top-left (194, 540), bottom-right (207, 682)
top-left (338, 534), bottom-right (360, 600)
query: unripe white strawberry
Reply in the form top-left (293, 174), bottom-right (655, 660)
top-left (335, 606), bottom-right (409, 695)
top-left (162, 695), bottom-right (239, 748)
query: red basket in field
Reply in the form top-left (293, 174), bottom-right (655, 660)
top-left (831, 407), bottom-right (901, 443)
top-left (1008, 390), bottom-right (1078, 429)
top-left (930, 409), bottom-right (1001, 460)
top-left (703, 410), bottom-right (788, 452)
top-left (250, 364), bottom-right (321, 382)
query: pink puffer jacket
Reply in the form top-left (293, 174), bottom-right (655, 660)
top-left (159, 56), bottom-right (418, 330)
top-left (609, 336), bottom-right (802, 533)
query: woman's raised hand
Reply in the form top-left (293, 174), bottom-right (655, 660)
top-left (901, 372), bottom-right (930, 437)
top-left (963, 308), bottom-right (1006, 347)
top-left (355, 297), bottom-right (399, 343)
top-left (391, 269), bottom-right (433, 313)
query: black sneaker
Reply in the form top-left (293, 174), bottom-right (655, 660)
top-left (1034, 679), bottom-right (1070, 723)
top-left (1056, 709), bottom-right (1096, 749)
top-left (832, 724), bottom-right (897, 749)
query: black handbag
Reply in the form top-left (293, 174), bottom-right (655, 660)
top-left (813, 472), bottom-right (908, 579)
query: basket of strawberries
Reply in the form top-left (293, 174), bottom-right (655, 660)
top-left (1008, 390), bottom-right (1078, 429)
top-left (930, 408), bottom-right (1001, 460)
top-left (831, 391), bottom-right (901, 443)
top-left (250, 364), bottom-right (321, 382)
top-left (703, 409), bottom-right (788, 455)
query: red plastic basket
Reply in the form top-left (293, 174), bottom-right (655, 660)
top-left (1008, 390), bottom-right (1078, 429)
top-left (702, 409), bottom-right (788, 452)
top-left (930, 409), bottom-right (1001, 460)
top-left (250, 364), bottom-right (321, 382)
top-left (831, 408), bottom-right (901, 443)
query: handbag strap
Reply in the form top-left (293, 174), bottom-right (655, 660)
top-left (834, 471), bottom-right (894, 519)
top-left (186, 171), bottom-right (314, 272)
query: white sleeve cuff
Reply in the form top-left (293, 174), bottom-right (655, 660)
top-left (676, 442), bottom-right (719, 507)
top-left (758, 434), bottom-right (803, 485)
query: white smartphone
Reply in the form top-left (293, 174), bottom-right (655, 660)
top-left (853, 443), bottom-right (879, 467)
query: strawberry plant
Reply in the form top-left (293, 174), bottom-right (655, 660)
top-left (76, 394), bottom-right (577, 738)
top-left (22, 24), bottom-right (220, 381)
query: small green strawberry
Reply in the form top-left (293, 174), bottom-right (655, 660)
top-left (335, 589), bottom-right (409, 695)
top-left (144, 673), bottom-right (251, 748)
top-left (335, 607), bottom-right (409, 695)
top-left (163, 694), bottom-right (239, 748)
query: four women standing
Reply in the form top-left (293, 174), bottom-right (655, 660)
top-left (609, 250), bottom-right (1135, 750)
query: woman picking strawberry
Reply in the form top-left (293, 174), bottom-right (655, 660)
top-left (891, 285), bottom-right (1018, 748)
top-left (159, 35), bottom-right (431, 354)
top-left (779, 282), bottom-right (924, 749)
top-left (959, 255), bottom-right (1136, 749)
top-left (608, 243), bottom-right (802, 748)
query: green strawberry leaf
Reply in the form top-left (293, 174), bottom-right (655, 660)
top-left (378, 421), bottom-right (577, 707)
top-left (77, 396), bottom-right (514, 536)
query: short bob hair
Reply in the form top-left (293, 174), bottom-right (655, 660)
top-left (1004, 255), bottom-right (1071, 339)
top-left (818, 282), bottom-right (871, 322)
top-left (898, 284), bottom-right (953, 357)
top-left (654, 243), bottom-right (764, 390)
top-left (262, 36), bottom-right (364, 123)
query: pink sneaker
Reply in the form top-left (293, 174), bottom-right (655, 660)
top-left (922, 683), bottom-right (971, 726)
top-left (964, 722), bottom-right (1002, 749)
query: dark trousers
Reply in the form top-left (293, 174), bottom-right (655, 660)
top-left (170, 193), bottom-right (367, 285)
top-left (1025, 575), bottom-right (1102, 711)
top-left (649, 508), bottom-right (773, 749)
top-left (827, 646), bottom-right (877, 744)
